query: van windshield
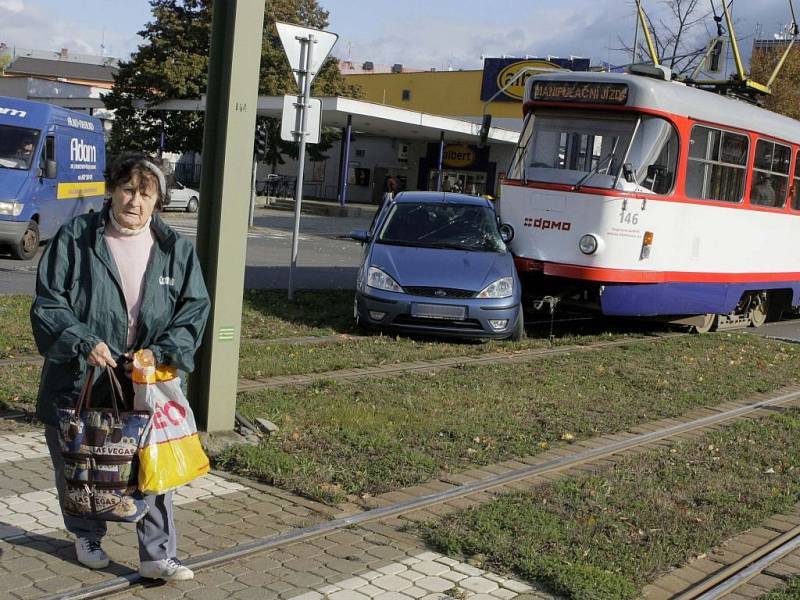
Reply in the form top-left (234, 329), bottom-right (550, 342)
top-left (0, 125), bottom-right (41, 171)
top-left (378, 202), bottom-right (506, 253)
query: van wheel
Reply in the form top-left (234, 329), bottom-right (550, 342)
top-left (11, 221), bottom-right (39, 260)
top-left (186, 197), bottom-right (198, 213)
top-left (509, 306), bottom-right (526, 341)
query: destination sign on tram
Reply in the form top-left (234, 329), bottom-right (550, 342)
top-left (532, 81), bottom-right (629, 105)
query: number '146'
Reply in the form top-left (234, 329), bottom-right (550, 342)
top-left (620, 213), bottom-right (639, 225)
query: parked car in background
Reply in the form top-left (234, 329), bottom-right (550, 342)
top-left (165, 181), bottom-right (199, 212)
top-left (350, 191), bottom-right (523, 340)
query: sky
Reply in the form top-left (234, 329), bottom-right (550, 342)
top-left (0, 0), bottom-right (794, 70)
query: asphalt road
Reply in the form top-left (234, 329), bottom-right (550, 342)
top-left (0, 206), bottom-right (374, 295)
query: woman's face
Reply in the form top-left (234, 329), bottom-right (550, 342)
top-left (110, 170), bottom-right (159, 230)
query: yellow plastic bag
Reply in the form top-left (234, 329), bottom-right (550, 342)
top-left (133, 350), bottom-right (209, 494)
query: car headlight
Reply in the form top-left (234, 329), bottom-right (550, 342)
top-left (579, 234), bottom-right (598, 255)
top-left (0, 201), bottom-right (23, 217)
top-left (477, 277), bottom-right (513, 299)
top-left (366, 266), bottom-right (404, 293)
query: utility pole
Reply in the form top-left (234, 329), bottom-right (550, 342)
top-left (190, 0), bottom-right (265, 432)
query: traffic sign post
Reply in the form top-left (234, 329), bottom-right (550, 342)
top-left (275, 22), bottom-right (338, 300)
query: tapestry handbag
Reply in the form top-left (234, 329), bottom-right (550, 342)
top-left (56, 366), bottom-right (151, 522)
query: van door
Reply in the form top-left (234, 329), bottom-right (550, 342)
top-left (29, 134), bottom-right (59, 240)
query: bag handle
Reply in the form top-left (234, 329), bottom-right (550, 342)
top-left (73, 366), bottom-right (96, 414)
top-left (105, 366), bottom-right (125, 421)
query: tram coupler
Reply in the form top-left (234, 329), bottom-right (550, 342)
top-left (532, 295), bottom-right (560, 344)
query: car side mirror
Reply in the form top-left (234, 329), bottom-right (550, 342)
top-left (499, 223), bottom-right (514, 243)
top-left (349, 230), bottom-right (371, 243)
top-left (622, 162), bottom-right (635, 183)
top-left (45, 159), bottom-right (57, 179)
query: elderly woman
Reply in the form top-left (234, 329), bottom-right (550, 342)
top-left (30, 154), bottom-right (210, 581)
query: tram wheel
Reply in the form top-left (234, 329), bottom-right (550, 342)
top-left (748, 292), bottom-right (769, 328)
top-left (690, 313), bottom-right (718, 334)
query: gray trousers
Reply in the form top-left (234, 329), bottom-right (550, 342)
top-left (44, 425), bottom-right (176, 562)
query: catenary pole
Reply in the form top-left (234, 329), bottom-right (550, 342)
top-left (190, 0), bottom-right (265, 432)
top-left (339, 115), bottom-right (352, 206)
top-left (287, 34), bottom-right (315, 300)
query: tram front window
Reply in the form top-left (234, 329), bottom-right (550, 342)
top-left (508, 110), bottom-right (678, 194)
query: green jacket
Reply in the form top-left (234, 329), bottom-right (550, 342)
top-left (30, 208), bottom-right (210, 426)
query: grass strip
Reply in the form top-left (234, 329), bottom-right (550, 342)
top-left (0, 364), bottom-right (41, 413)
top-left (237, 318), bottom-right (674, 379)
top-left (419, 410), bottom-right (800, 600)
top-left (762, 579), bottom-right (800, 599)
top-left (241, 289), bottom-right (354, 339)
top-left (218, 334), bottom-right (800, 504)
top-left (0, 295), bottom-right (36, 359)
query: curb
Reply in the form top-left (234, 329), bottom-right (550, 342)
top-left (260, 197), bottom-right (378, 218)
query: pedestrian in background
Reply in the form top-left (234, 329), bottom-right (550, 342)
top-left (383, 174), bottom-right (399, 202)
top-left (30, 153), bottom-right (210, 581)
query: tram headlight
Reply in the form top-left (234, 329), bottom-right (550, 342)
top-left (579, 234), bottom-right (599, 255)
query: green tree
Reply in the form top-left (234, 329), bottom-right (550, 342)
top-left (749, 45), bottom-right (800, 121)
top-left (104, 0), bottom-right (359, 161)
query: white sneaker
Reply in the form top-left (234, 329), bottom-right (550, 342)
top-left (139, 557), bottom-right (194, 581)
top-left (75, 538), bottom-right (109, 569)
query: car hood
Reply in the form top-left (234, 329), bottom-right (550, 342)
top-left (369, 243), bottom-right (512, 291)
top-left (0, 168), bottom-right (30, 200)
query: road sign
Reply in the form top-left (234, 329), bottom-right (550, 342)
top-left (275, 22), bottom-right (338, 88)
top-left (281, 95), bottom-right (321, 144)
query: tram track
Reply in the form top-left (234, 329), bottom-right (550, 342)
top-left (42, 385), bottom-right (800, 600)
top-left (672, 524), bottom-right (800, 599)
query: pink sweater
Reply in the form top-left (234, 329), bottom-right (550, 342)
top-left (104, 220), bottom-right (156, 349)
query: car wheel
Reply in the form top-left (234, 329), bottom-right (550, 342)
top-left (186, 197), bottom-right (199, 213)
top-left (10, 220), bottom-right (39, 260)
top-left (509, 306), bottom-right (526, 341)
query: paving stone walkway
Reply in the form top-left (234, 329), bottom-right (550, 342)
top-left (0, 426), bottom-right (556, 600)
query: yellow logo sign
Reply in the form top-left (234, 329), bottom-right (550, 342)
top-left (443, 145), bottom-right (475, 168)
top-left (497, 60), bottom-right (563, 100)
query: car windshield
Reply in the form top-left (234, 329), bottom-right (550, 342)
top-left (507, 109), bottom-right (679, 194)
top-left (0, 125), bottom-right (40, 171)
top-left (377, 202), bottom-right (506, 253)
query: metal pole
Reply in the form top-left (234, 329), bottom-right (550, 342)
top-left (340, 114), bottom-right (352, 206)
top-left (248, 157), bottom-right (257, 227)
top-left (190, 0), bottom-right (265, 432)
top-left (436, 131), bottom-right (445, 191)
top-left (288, 34), bottom-right (315, 300)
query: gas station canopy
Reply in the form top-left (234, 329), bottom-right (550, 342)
top-left (156, 95), bottom-right (519, 145)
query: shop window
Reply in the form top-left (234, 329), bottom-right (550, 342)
top-left (401, 89), bottom-right (411, 101)
top-left (750, 138), bottom-right (790, 208)
top-left (686, 125), bottom-right (748, 203)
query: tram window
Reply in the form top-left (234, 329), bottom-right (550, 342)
top-left (625, 116), bottom-right (679, 194)
top-left (686, 125), bottom-right (748, 203)
top-left (512, 110), bottom-right (636, 188)
top-left (793, 151), bottom-right (800, 210)
top-left (750, 139), bottom-right (790, 208)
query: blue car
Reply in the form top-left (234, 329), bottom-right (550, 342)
top-left (350, 191), bottom-right (524, 340)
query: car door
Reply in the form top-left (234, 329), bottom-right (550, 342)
top-left (169, 182), bottom-right (188, 209)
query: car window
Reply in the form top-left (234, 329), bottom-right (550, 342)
top-left (378, 203), bottom-right (506, 252)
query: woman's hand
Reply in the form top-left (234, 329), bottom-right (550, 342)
top-left (87, 342), bottom-right (117, 368)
